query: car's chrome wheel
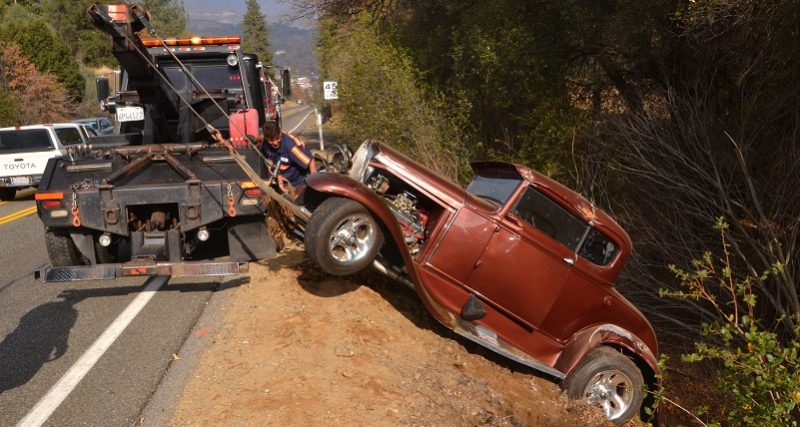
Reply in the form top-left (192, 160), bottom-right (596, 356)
top-left (328, 213), bottom-right (379, 266)
top-left (304, 197), bottom-right (384, 276)
top-left (564, 346), bottom-right (645, 425)
top-left (582, 369), bottom-right (635, 421)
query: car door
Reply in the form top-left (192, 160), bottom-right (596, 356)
top-left (466, 185), bottom-right (588, 330)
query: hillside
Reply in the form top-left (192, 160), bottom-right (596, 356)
top-left (187, 19), bottom-right (318, 77)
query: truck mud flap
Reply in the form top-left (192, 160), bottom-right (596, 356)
top-left (36, 260), bottom-right (248, 283)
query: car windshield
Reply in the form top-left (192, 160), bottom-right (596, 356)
top-left (466, 174), bottom-right (521, 206)
top-left (0, 129), bottom-right (54, 153)
top-left (55, 127), bottom-right (83, 146)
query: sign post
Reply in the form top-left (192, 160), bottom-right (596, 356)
top-left (323, 81), bottom-right (338, 100)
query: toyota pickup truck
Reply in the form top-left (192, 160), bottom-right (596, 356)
top-left (0, 124), bottom-right (90, 201)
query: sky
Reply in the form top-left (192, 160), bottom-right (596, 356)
top-left (184, 0), bottom-right (296, 24)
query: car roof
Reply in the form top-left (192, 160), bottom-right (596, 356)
top-left (0, 124), bottom-right (54, 131)
top-left (476, 161), bottom-right (632, 247)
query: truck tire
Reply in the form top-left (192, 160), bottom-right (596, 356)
top-left (563, 346), bottom-right (644, 425)
top-left (304, 197), bottom-right (383, 276)
top-left (0, 188), bottom-right (15, 201)
top-left (45, 229), bottom-right (87, 267)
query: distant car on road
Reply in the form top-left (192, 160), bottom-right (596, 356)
top-left (73, 117), bottom-right (114, 136)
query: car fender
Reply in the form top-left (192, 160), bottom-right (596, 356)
top-left (306, 173), bottom-right (422, 284)
top-left (555, 323), bottom-right (659, 379)
top-left (305, 173), bottom-right (455, 321)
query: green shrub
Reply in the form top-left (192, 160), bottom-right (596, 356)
top-left (662, 218), bottom-right (800, 426)
top-left (319, 14), bottom-right (470, 183)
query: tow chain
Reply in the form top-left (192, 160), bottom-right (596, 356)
top-left (70, 192), bottom-right (81, 227)
top-left (226, 183), bottom-right (237, 217)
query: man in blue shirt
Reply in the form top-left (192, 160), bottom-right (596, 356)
top-left (261, 121), bottom-right (316, 197)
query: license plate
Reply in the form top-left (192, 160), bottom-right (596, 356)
top-left (11, 176), bottom-right (31, 186)
top-left (117, 106), bottom-right (145, 122)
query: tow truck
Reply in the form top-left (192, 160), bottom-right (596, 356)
top-left (34, 4), bottom-right (294, 282)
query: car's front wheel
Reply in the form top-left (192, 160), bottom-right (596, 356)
top-left (304, 197), bottom-right (383, 276)
top-left (563, 346), bottom-right (644, 425)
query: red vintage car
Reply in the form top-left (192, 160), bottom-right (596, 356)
top-left (301, 141), bottom-right (659, 424)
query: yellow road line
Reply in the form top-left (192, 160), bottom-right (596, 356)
top-left (0, 206), bottom-right (37, 226)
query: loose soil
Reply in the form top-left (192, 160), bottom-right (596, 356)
top-left (168, 244), bottom-right (619, 426)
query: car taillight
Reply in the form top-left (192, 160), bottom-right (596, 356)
top-left (42, 200), bottom-right (62, 209)
top-left (244, 188), bottom-right (263, 198)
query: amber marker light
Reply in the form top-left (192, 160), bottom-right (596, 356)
top-left (35, 192), bottom-right (64, 201)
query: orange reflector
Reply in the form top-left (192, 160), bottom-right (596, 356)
top-left (35, 192), bottom-right (64, 201)
top-left (239, 181), bottom-right (258, 190)
top-left (141, 36), bottom-right (241, 47)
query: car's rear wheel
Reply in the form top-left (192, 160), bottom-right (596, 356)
top-left (45, 229), bottom-right (87, 267)
top-left (0, 188), bottom-right (15, 201)
top-left (304, 197), bottom-right (383, 276)
top-left (563, 346), bottom-right (644, 425)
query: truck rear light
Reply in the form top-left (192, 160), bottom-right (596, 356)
top-left (49, 210), bottom-right (68, 218)
top-left (42, 200), bottom-right (62, 209)
top-left (244, 188), bottom-right (263, 198)
top-left (98, 233), bottom-right (112, 247)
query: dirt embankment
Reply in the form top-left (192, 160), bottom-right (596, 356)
top-left (169, 245), bottom-right (614, 426)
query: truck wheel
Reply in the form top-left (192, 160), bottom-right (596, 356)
top-left (0, 188), bottom-right (15, 201)
top-left (45, 229), bottom-right (86, 267)
top-left (563, 346), bottom-right (644, 425)
top-left (305, 197), bottom-right (383, 276)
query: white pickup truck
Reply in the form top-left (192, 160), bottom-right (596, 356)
top-left (0, 124), bottom-right (89, 201)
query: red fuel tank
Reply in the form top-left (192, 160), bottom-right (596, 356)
top-left (229, 109), bottom-right (259, 148)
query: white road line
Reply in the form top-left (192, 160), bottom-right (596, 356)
top-left (288, 109), bottom-right (315, 134)
top-left (17, 276), bottom-right (169, 427)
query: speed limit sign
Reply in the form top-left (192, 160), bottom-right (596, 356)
top-left (323, 81), bottom-right (338, 100)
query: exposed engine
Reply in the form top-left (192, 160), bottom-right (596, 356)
top-left (367, 174), bottom-right (429, 254)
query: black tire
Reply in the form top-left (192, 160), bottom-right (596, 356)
top-left (44, 229), bottom-right (86, 267)
top-left (304, 197), bottom-right (383, 276)
top-left (0, 188), bottom-right (15, 201)
top-left (563, 346), bottom-right (644, 425)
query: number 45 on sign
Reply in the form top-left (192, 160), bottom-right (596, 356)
top-left (323, 81), bottom-right (338, 100)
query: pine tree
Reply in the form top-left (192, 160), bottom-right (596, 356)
top-left (241, 0), bottom-right (273, 65)
top-left (142, 0), bottom-right (187, 37)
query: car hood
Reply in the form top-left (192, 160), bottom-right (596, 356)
top-left (372, 142), bottom-right (467, 209)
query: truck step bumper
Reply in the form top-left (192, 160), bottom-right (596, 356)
top-left (36, 260), bottom-right (248, 283)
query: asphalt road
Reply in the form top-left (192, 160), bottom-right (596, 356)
top-left (0, 105), bottom-right (319, 426)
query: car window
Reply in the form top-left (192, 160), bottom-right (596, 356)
top-left (511, 186), bottom-right (587, 251)
top-left (55, 128), bottom-right (83, 146)
top-left (466, 174), bottom-right (521, 206)
top-left (0, 129), bottom-right (54, 153)
top-left (578, 228), bottom-right (619, 266)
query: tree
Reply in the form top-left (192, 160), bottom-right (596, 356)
top-left (0, 87), bottom-right (18, 127)
top-left (40, 0), bottom-right (117, 67)
top-left (0, 43), bottom-right (72, 124)
top-left (241, 0), bottom-right (274, 65)
top-left (131, 0), bottom-right (187, 37)
top-left (0, 5), bottom-right (84, 100)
